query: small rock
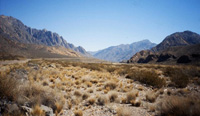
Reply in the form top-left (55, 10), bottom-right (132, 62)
top-left (41, 105), bottom-right (54, 116)
top-left (21, 106), bottom-right (32, 114)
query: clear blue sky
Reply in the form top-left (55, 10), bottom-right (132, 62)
top-left (0, 0), bottom-right (200, 51)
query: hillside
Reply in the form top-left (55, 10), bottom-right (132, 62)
top-left (0, 35), bottom-right (81, 60)
top-left (151, 31), bottom-right (200, 52)
top-left (128, 31), bottom-right (200, 64)
top-left (92, 40), bottom-right (156, 62)
top-left (0, 15), bottom-right (90, 57)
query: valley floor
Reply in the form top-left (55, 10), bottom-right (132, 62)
top-left (0, 59), bottom-right (200, 116)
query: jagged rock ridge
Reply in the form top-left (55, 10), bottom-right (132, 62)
top-left (0, 15), bottom-right (90, 56)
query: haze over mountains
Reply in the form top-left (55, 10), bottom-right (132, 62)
top-left (0, 15), bottom-right (90, 58)
top-left (128, 31), bottom-right (200, 64)
top-left (91, 40), bottom-right (156, 62)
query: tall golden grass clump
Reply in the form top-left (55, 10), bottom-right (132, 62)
top-left (126, 90), bottom-right (139, 104)
top-left (157, 95), bottom-right (200, 116)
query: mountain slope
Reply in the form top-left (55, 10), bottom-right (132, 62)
top-left (92, 40), bottom-right (156, 62)
top-left (0, 35), bottom-right (80, 60)
top-left (0, 15), bottom-right (90, 56)
top-left (128, 31), bottom-right (200, 64)
top-left (151, 31), bottom-right (200, 52)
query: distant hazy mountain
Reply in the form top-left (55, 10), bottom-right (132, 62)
top-left (91, 40), bottom-right (156, 62)
top-left (88, 51), bottom-right (99, 56)
top-left (0, 15), bottom-right (90, 57)
top-left (128, 31), bottom-right (200, 64)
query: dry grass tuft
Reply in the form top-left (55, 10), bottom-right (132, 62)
top-left (67, 100), bottom-right (72, 109)
top-left (126, 90), bottom-right (139, 104)
top-left (55, 101), bottom-right (63, 114)
top-left (88, 97), bottom-right (95, 105)
top-left (85, 81), bottom-right (93, 87)
top-left (0, 75), bottom-right (19, 101)
top-left (131, 98), bottom-right (141, 107)
top-left (82, 92), bottom-right (90, 100)
top-left (116, 107), bottom-right (132, 116)
top-left (42, 80), bottom-right (49, 86)
top-left (97, 95), bottom-right (108, 105)
top-left (157, 95), bottom-right (200, 116)
top-left (146, 91), bottom-right (157, 103)
top-left (31, 104), bottom-right (45, 116)
top-left (104, 81), bottom-right (117, 90)
top-left (108, 91), bottom-right (118, 102)
top-left (74, 90), bottom-right (82, 97)
top-left (87, 88), bottom-right (93, 93)
top-left (74, 110), bottom-right (83, 116)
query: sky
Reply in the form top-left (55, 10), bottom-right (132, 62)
top-left (0, 0), bottom-right (200, 51)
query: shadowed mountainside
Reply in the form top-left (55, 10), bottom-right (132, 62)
top-left (128, 31), bottom-right (200, 64)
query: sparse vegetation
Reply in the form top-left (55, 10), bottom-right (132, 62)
top-left (1, 59), bottom-right (199, 116)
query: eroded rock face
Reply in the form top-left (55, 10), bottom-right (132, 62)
top-left (177, 55), bottom-right (191, 63)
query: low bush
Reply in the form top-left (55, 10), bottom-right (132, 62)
top-left (126, 70), bottom-right (166, 88)
top-left (164, 67), bottom-right (189, 88)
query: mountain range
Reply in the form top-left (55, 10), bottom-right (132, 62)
top-left (0, 15), bottom-right (91, 58)
top-left (91, 40), bottom-right (156, 62)
top-left (128, 31), bottom-right (200, 64)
